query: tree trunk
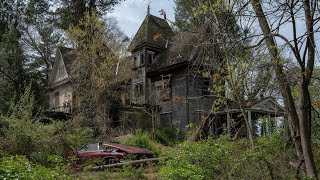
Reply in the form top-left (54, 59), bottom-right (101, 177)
top-left (250, 0), bottom-right (317, 178)
top-left (300, 81), bottom-right (317, 178)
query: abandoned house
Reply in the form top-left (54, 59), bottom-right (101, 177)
top-left (46, 9), bottom-right (286, 138)
top-left (127, 9), bottom-right (286, 137)
top-left (47, 47), bottom-right (74, 114)
top-left (127, 10), bottom-right (221, 131)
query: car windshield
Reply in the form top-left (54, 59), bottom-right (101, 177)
top-left (80, 143), bottom-right (99, 151)
top-left (102, 145), bottom-right (118, 153)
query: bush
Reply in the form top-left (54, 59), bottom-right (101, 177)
top-left (155, 127), bottom-right (180, 146)
top-left (122, 164), bottom-right (145, 180)
top-left (121, 131), bottom-right (161, 156)
top-left (0, 84), bottom-right (94, 166)
top-left (0, 155), bottom-right (72, 180)
top-left (159, 134), bottom-right (297, 179)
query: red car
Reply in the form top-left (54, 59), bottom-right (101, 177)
top-left (70, 142), bottom-right (155, 165)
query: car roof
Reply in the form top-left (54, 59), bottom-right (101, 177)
top-left (102, 142), bottom-right (154, 154)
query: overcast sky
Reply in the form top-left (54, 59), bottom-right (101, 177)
top-left (108, 1), bottom-right (319, 63)
top-left (108, 0), bottom-right (176, 38)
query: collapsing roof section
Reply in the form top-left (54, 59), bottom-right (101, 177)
top-left (150, 27), bottom-right (209, 72)
top-left (128, 14), bottom-right (174, 51)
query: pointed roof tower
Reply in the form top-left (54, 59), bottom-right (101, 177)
top-left (128, 7), bottom-right (174, 51)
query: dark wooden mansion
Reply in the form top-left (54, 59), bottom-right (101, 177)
top-left (127, 10), bottom-right (286, 136)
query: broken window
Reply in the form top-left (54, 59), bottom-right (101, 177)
top-left (148, 51), bottom-right (155, 64)
top-left (202, 78), bottom-right (211, 96)
top-left (160, 74), bottom-right (172, 101)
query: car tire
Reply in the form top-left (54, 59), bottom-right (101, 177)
top-left (105, 157), bottom-right (118, 165)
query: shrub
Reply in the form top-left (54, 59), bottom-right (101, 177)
top-left (155, 127), bottom-right (180, 146)
top-left (159, 134), bottom-right (297, 179)
top-left (159, 136), bottom-right (234, 180)
top-left (121, 131), bottom-right (161, 156)
top-left (0, 84), bottom-right (94, 166)
top-left (122, 164), bottom-right (145, 180)
top-left (0, 155), bottom-right (72, 180)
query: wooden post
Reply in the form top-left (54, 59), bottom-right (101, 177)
top-left (268, 113), bottom-right (271, 136)
top-left (283, 115), bottom-right (289, 142)
top-left (227, 111), bottom-right (231, 136)
top-left (248, 110), bottom-right (252, 130)
top-left (247, 110), bottom-right (253, 138)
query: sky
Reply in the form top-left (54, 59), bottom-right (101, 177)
top-left (108, 1), bottom-right (319, 63)
top-left (108, 0), bottom-right (176, 38)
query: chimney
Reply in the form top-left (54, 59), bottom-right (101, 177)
top-left (147, 5), bottom-right (150, 15)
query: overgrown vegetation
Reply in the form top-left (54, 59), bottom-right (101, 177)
top-left (0, 155), bottom-right (72, 180)
top-left (121, 131), bottom-right (162, 156)
top-left (159, 134), bottom-right (302, 179)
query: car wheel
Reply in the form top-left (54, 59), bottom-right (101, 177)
top-left (105, 157), bottom-right (118, 165)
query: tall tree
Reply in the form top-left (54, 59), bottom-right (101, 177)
top-left (250, 0), bottom-right (318, 177)
top-left (22, 0), bottom-right (63, 81)
top-left (56, 0), bottom-right (124, 30)
top-left (67, 12), bottom-right (129, 135)
top-left (0, 26), bottom-right (27, 114)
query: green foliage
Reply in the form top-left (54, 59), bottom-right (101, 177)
top-left (159, 134), bottom-right (296, 179)
top-left (0, 25), bottom-right (28, 114)
top-left (56, 0), bottom-right (124, 30)
top-left (121, 131), bottom-right (161, 156)
top-left (155, 127), bottom-right (180, 146)
top-left (0, 84), bottom-right (93, 166)
top-left (122, 164), bottom-right (145, 180)
top-left (0, 155), bottom-right (72, 180)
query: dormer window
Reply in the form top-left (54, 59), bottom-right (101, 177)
top-left (58, 65), bottom-right (66, 79)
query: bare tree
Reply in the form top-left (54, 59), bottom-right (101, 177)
top-left (249, 0), bottom-right (319, 177)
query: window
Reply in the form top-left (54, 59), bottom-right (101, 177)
top-left (134, 83), bottom-right (143, 97)
top-left (53, 91), bottom-right (59, 107)
top-left (133, 56), bottom-right (138, 68)
top-left (58, 66), bottom-right (66, 78)
top-left (140, 54), bottom-right (145, 65)
top-left (80, 143), bottom-right (99, 151)
top-left (202, 78), bottom-right (210, 95)
top-left (148, 51), bottom-right (155, 64)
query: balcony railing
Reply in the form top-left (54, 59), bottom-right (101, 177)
top-left (49, 105), bottom-right (72, 114)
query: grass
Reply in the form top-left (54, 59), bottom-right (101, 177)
top-left (73, 162), bottom-right (159, 180)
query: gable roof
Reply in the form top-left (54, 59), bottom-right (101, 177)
top-left (214, 97), bottom-right (286, 116)
top-left (59, 47), bottom-right (74, 73)
top-left (48, 47), bottom-right (74, 86)
top-left (128, 14), bottom-right (174, 51)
